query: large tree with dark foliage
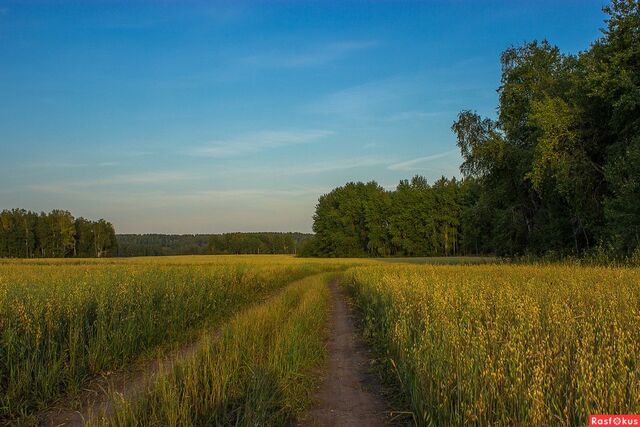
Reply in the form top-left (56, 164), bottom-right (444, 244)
top-left (307, 1), bottom-right (640, 259)
top-left (309, 182), bottom-right (388, 257)
top-left (452, 0), bottom-right (639, 257)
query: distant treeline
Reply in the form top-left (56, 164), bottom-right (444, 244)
top-left (208, 232), bottom-right (308, 255)
top-left (303, 2), bottom-right (640, 260)
top-left (0, 209), bottom-right (117, 258)
top-left (116, 232), bottom-right (312, 257)
top-left (116, 234), bottom-right (210, 257)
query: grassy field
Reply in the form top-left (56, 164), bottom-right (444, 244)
top-left (2, 255), bottom-right (639, 426)
top-left (0, 256), bottom-right (363, 421)
top-left (345, 263), bottom-right (640, 426)
top-left (376, 256), bottom-right (500, 265)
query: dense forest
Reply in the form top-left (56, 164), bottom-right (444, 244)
top-left (116, 232), bottom-right (312, 257)
top-left (298, 178), bottom-right (475, 257)
top-left (0, 209), bottom-right (117, 258)
top-left (302, 1), bottom-right (640, 259)
top-left (299, 178), bottom-right (468, 257)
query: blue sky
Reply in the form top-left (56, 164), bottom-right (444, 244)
top-left (0, 0), bottom-right (607, 233)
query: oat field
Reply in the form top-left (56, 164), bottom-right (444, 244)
top-left (1, 256), bottom-right (638, 426)
top-left (0, 256), bottom-right (359, 422)
top-left (346, 264), bottom-right (640, 426)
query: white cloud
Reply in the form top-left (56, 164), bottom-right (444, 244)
top-left (190, 129), bottom-right (333, 158)
top-left (241, 40), bottom-right (377, 68)
top-left (388, 149), bottom-right (459, 171)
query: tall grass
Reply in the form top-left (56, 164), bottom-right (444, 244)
top-left (0, 258), bottom-right (345, 420)
top-left (346, 264), bottom-right (640, 426)
top-left (103, 273), bottom-right (331, 426)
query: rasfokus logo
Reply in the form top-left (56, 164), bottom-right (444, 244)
top-left (590, 415), bottom-right (640, 426)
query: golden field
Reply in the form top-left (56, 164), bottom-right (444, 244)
top-left (346, 263), bottom-right (640, 426)
top-left (1, 256), bottom-right (638, 426)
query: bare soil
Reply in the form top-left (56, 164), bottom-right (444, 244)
top-left (298, 279), bottom-right (390, 427)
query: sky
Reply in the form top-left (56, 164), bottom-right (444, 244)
top-left (0, 0), bottom-right (608, 234)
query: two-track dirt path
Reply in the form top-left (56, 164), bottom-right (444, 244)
top-left (39, 276), bottom-right (390, 426)
top-left (299, 279), bottom-right (389, 427)
top-left (39, 335), bottom-right (205, 426)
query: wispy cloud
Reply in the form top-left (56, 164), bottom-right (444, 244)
top-left (26, 160), bottom-right (121, 169)
top-left (25, 161), bottom-right (89, 169)
top-left (27, 171), bottom-right (196, 192)
top-left (171, 187), bottom-right (328, 202)
top-left (388, 149), bottom-right (459, 171)
top-left (241, 40), bottom-right (376, 68)
top-left (122, 150), bottom-right (153, 158)
top-left (190, 129), bottom-right (333, 158)
top-left (385, 110), bottom-right (445, 122)
top-left (308, 75), bottom-right (424, 118)
top-left (278, 156), bottom-right (388, 175)
top-left (20, 184), bottom-right (327, 209)
top-left (93, 172), bottom-right (194, 186)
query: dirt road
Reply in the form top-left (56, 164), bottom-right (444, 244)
top-left (299, 279), bottom-right (389, 427)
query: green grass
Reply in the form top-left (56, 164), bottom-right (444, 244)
top-left (101, 273), bottom-right (332, 426)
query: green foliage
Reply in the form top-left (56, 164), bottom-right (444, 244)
top-left (0, 209), bottom-right (117, 258)
top-left (208, 232), bottom-right (304, 255)
top-left (450, 1), bottom-right (640, 258)
top-left (309, 1), bottom-right (639, 260)
top-left (116, 233), bottom-right (311, 256)
top-left (307, 178), bottom-right (471, 257)
top-left (116, 234), bottom-right (211, 256)
top-left (310, 182), bottom-right (387, 257)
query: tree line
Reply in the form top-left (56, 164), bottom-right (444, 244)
top-left (303, 1), bottom-right (640, 260)
top-left (208, 232), bottom-right (307, 254)
top-left (298, 177), bottom-right (472, 257)
top-left (116, 234), bottom-right (211, 257)
top-left (116, 232), bottom-right (312, 257)
top-left (0, 209), bottom-right (117, 258)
